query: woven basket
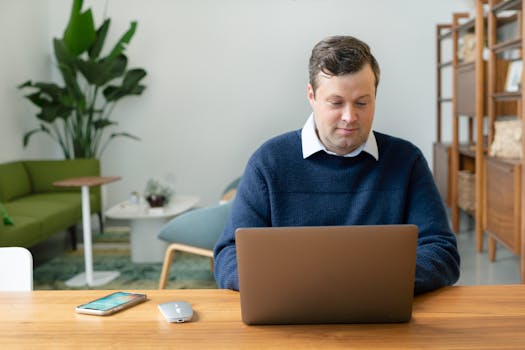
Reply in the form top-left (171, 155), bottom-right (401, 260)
top-left (458, 170), bottom-right (475, 212)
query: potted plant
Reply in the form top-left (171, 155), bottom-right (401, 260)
top-left (144, 178), bottom-right (175, 208)
top-left (18, 0), bottom-right (147, 159)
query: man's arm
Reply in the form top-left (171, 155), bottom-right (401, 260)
top-left (213, 161), bottom-right (271, 290)
top-left (407, 154), bottom-right (461, 294)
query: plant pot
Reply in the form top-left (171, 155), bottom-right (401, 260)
top-left (146, 195), bottom-right (166, 208)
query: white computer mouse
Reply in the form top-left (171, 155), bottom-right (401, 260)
top-left (158, 301), bottom-right (194, 323)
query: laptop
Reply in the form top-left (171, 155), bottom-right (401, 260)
top-left (235, 225), bottom-right (418, 325)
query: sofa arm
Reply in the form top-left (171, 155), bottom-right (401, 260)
top-left (23, 159), bottom-right (101, 193)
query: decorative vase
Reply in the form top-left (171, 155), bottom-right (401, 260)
top-left (146, 195), bottom-right (166, 208)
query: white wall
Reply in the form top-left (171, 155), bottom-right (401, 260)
top-left (0, 0), bottom-right (59, 162)
top-left (3, 0), bottom-right (471, 207)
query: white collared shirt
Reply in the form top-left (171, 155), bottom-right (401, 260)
top-left (301, 113), bottom-right (379, 160)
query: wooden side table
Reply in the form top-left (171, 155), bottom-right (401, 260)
top-left (53, 176), bottom-right (120, 287)
top-left (105, 195), bottom-right (200, 263)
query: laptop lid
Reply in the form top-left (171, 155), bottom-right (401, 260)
top-left (235, 225), bottom-right (418, 325)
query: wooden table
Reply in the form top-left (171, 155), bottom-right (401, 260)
top-left (53, 176), bottom-right (120, 287)
top-left (1, 286), bottom-right (525, 349)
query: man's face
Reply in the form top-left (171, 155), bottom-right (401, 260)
top-left (307, 64), bottom-right (376, 155)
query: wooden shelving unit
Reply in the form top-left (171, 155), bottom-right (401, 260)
top-left (436, 0), bottom-right (525, 283)
top-left (484, 0), bottom-right (524, 281)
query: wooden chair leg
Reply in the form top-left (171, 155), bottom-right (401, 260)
top-left (159, 243), bottom-right (215, 289)
top-left (159, 245), bottom-right (177, 289)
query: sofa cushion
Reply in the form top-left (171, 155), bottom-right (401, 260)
top-left (5, 199), bottom-right (79, 237)
top-left (0, 215), bottom-right (42, 247)
top-left (0, 202), bottom-right (15, 225)
top-left (23, 159), bottom-right (100, 193)
top-left (0, 162), bottom-right (31, 201)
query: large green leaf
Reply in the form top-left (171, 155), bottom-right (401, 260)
top-left (18, 80), bottom-right (32, 89)
top-left (103, 68), bottom-right (147, 102)
top-left (54, 38), bottom-right (78, 74)
top-left (20, 83), bottom-right (74, 122)
top-left (122, 68), bottom-right (147, 89)
top-left (109, 132), bottom-right (140, 141)
top-left (57, 63), bottom-right (85, 111)
top-left (33, 82), bottom-right (67, 99)
top-left (62, 0), bottom-right (96, 56)
top-left (93, 119), bottom-right (117, 130)
top-left (21, 81), bottom-right (69, 104)
top-left (36, 106), bottom-right (61, 123)
top-left (36, 102), bottom-right (73, 122)
top-left (107, 21), bottom-right (137, 61)
top-left (26, 92), bottom-right (51, 108)
top-left (76, 54), bottom-right (127, 87)
top-left (88, 18), bottom-right (110, 59)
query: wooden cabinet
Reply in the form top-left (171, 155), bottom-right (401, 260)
top-left (485, 157), bottom-right (521, 259)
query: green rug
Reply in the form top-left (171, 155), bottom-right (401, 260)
top-left (33, 228), bottom-right (218, 290)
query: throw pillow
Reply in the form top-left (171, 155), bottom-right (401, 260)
top-left (489, 118), bottom-right (522, 159)
top-left (0, 202), bottom-right (14, 225)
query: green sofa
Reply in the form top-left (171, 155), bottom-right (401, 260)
top-left (0, 159), bottom-right (102, 249)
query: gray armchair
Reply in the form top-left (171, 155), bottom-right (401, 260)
top-left (157, 178), bottom-right (239, 289)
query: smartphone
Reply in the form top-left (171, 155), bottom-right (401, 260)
top-left (75, 291), bottom-right (147, 316)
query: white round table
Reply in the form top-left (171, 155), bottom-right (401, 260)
top-left (105, 195), bottom-right (200, 263)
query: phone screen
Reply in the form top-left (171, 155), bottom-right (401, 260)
top-left (76, 292), bottom-right (147, 315)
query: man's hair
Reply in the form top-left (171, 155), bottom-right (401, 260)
top-left (308, 35), bottom-right (380, 94)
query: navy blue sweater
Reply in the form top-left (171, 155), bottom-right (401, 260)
top-left (214, 130), bottom-right (460, 294)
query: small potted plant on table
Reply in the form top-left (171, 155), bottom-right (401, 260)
top-left (144, 178), bottom-right (174, 209)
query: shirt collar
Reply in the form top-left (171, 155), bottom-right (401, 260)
top-left (301, 113), bottom-right (379, 160)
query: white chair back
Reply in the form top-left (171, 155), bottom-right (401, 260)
top-left (0, 247), bottom-right (33, 291)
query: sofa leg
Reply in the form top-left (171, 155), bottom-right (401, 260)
top-left (68, 225), bottom-right (77, 251)
top-left (97, 212), bottom-right (104, 234)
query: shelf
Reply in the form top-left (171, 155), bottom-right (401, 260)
top-left (439, 31), bottom-right (452, 40)
top-left (491, 38), bottom-right (522, 53)
top-left (491, 91), bottom-right (522, 101)
top-left (485, 155), bottom-right (522, 166)
top-left (492, 0), bottom-right (522, 14)
top-left (455, 114), bottom-right (476, 119)
top-left (462, 208), bottom-right (476, 217)
top-left (439, 61), bottom-right (453, 68)
top-left (459, 145), bottom-right (477, 158)
top-left (456, 61), bottom-right (476, 70)
top-left (454, 17), bottom-right (476, 33)
top-left (496, 13), bottom-right (520, 24)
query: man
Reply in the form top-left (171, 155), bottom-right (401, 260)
top-left (213, 35), bottom-right (460, 295)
